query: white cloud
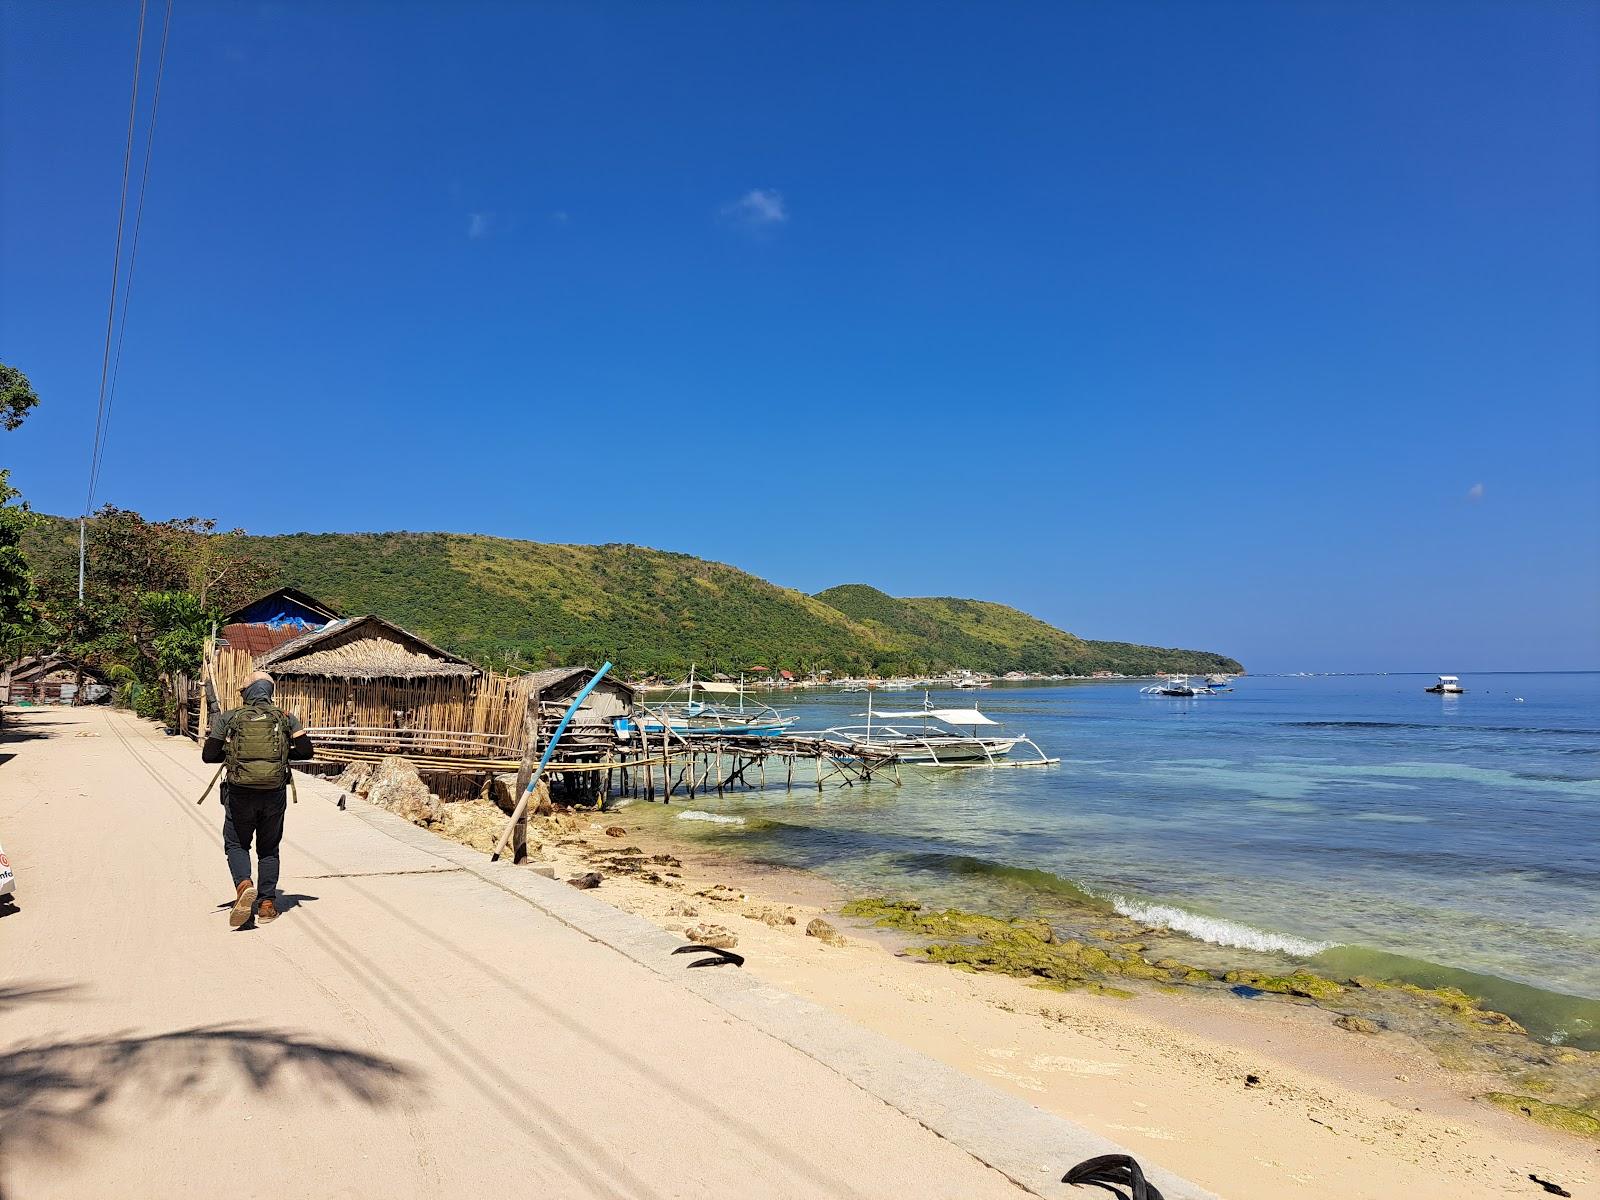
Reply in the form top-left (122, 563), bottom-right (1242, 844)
top-left (467, 212), bottom-right (491, 239)
top-left (721, 188), bottom-right (788, 229)
top-left (1466, 482), bottom-right (1485, 502)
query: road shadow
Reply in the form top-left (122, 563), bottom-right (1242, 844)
top-left (0, 983), bottom-right (83, 1014)
top-left (0, 985), bottom-right (420, 1198)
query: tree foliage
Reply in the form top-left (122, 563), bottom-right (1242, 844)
top-left (0, 471), bottom-right (35, 654)
top-left (0, 362), bottom-right (40, 431)
top-left (18, 508), bottom-right (270, 720)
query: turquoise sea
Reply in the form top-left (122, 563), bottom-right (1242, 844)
top-left (626, 672), bottom-right (1600, 1046)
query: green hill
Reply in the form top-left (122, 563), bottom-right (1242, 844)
top-left (814, 584), bottom-right (1242, 677)
top-left (20, 518), bottom-right (1241, 676)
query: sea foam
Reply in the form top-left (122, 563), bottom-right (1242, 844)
top-left (1109, 897), bottom-right (1332, 957)
top-left (676, 810), bottom-right (746, 825)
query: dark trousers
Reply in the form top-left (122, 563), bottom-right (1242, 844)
top-left (221, 783), bottom-right (287, 899)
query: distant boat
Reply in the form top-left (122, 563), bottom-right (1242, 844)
top-left (951, 675), bottom-right (989, 690)
top-left (1203, 674), bottom-right (1234, 692)
top-left (1425, 675), bottom-right (1465, 694)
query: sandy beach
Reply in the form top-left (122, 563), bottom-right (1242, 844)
top-left (524, 805), bottom-right (1599, 1200)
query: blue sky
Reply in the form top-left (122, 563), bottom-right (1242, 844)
top-left (3, 2), bottom-right (1596, 672)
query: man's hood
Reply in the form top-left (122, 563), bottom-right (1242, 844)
top-left (241, 679), bottom-right (275, 703)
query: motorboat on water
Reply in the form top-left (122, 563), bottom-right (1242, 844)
top-left (616, 669), bottom-right (799, 739)
top-left (1202, 673), bottom-right (1234, 692)
top-left (1424, 675), bottom-right (1465, 694)
top-left (951, 674), bottom-right (990, 690)
top-left (1140, 674), bottom-right (1209, 697)
top-left (823, 693), bottom-right (1057, 767)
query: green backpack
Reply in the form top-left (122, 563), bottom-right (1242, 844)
top-left (224, 701), bottom-right (291, 789)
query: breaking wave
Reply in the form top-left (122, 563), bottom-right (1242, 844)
top-left (1108, 896), bottom-right (1334, 957)
top-left (676, 810), bottom-right (746, 825)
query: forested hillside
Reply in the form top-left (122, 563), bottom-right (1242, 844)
top-left (22, 518), bottom-right (1242, 676)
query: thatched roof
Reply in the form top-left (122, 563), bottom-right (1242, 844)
top-left (257, 615), bottom-right (479, 679)
top-left (522, 666), bottom-right (638, 701)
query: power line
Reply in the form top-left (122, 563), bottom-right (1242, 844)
top-left (94, 0), bottom-right (174, 511)
top-left (85, 0), bottom-right (148, 519)
top-left (79, 0), bottom-right (159, 601)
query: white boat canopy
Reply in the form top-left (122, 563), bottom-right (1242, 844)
top-left (867, 707), bottom-right (999, 726)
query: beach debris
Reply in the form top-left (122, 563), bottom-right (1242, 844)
top-left (806, 917), bottom-right (847, 947)
top-left (673, 944), bottom-right (745, 969)
top-left (743, 905), bottom-right (797, 928)
top-left (683, 923), bottom-right (738, 950)
top-left (567, 872), bottom-right (603, 890)
top-left (1244, 1073), bottom-right (1262, 1088)
top-left (1333, 1014), bottom-right (1381, 1034)
top-left (605, 825), bottom-right (627, 837)
top-left (668, 902), bottom-right (700, 918)
top-left (1528, 1174), bottom-right (1571, 1197)
top-left (1061, 1153), bottom-right (1165, 1200)
top-left (695, 884), bottom-right (744, 903)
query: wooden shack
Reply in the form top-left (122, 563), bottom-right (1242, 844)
top-left (514, 666), bottom-right (638, 803)
top-left (2, 656), bottom-right (109, 705)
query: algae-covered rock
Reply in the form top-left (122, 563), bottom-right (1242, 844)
top-left (1372, 981), bottom-right (1527, 1035)
top-left (1224, 968), bottom-right (1345, 1002)
top-left (843, 896), bottom-right (1209, 992)
top-left (806, 917), bottom-right (847, 946)
top-left (1334, 1014), bottom-right (1382, 1034)
top-left (1482, 1093), bottom-right (1600, 1140)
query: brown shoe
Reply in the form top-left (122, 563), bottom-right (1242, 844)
top-left (229, 878), bottom-right (257, 928)
top-left (255, 897), bottom-right (280, 924)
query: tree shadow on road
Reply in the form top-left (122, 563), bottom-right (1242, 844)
top-left (0, 983), bottom-right (420, 1199)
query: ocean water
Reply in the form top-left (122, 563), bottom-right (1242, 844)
top-left (626, 673), bottom-right (1600, 1042)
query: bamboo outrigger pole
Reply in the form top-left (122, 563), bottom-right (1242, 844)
top-left (490, 662), bottom-right (612, 862)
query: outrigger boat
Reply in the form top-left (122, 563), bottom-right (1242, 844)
top-left (823, 693), bottom-right (1057, 767)
top-left (1140, 674), bottom-right (1208, 697)
top-left (1424, 675), bottom-right (1465, 694)
top-left (616, 668), bottom-right (798, 739)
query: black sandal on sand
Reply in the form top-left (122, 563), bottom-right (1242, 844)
top-left (1063, 1154), bottom-right (1165, 1200)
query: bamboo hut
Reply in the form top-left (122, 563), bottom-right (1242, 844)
top-left (208, 614), bottom-right (533, 759)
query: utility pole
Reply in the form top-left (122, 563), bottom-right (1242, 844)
top-left (78, 517), bottom-right (86, 601)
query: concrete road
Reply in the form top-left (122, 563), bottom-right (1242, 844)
top-left (0, 706), bottom-right (1207, 1200)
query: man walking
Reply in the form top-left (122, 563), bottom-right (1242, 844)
top-left (202, 671), bottom-right (315, 927)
